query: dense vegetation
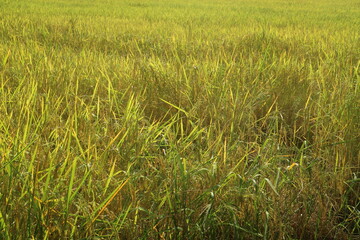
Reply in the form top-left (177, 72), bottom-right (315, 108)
top-left (0, 0), bottom-right (359, 239)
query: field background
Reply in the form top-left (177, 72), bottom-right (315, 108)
top-left (0, 0), bottom-right (359, 239)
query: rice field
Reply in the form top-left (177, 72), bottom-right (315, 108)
top-left (0, 0), bottom-right (359, 239)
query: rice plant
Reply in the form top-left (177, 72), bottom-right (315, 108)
top-left (0, 0), bottom-right (359, 239)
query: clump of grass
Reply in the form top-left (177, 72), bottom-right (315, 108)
top-left (0, 0), bottom-right (359, 239)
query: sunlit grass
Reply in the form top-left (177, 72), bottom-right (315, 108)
top-left (0, 0), bottom-right (359, 239)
